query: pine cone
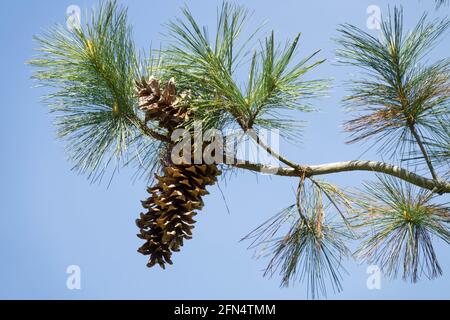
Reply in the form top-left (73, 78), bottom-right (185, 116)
top-left (135, 77), bottom-right (190, 131)
top-left (135, 77), bottom-right (222, 269)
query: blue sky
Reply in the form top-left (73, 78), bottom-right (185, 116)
top-left (0, 0), bottom-right (449, 299)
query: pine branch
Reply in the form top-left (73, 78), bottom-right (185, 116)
top-left (128, 114), bottom-right (171, 142)
top-left (230, 160), bottom-right (450, 193)
top-left (245, 129), bottom-right (302, 170)
top-left (408, 122), bottom-right (439, 180)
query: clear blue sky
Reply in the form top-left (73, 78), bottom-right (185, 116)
top-left (0, 0), bottom-right (449, 299)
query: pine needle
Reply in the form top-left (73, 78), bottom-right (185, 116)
top-left (159, 3), bottom-right (327, 141)
top-left (353, 175), bottom-right (450, 282)
top-left (336, 7), bottom-right (450, 164)
top-left (242, 179), bottom-right (354, 299)
top-left (29, 0), bottom-right (146, 182)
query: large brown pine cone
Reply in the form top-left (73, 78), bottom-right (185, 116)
top-left (135, 77), bottom-right (222, 269)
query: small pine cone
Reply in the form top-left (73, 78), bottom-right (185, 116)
top-left (137, 164), bottom-right (221, 269)
top-left (135, 77), bottom-right (190, 131)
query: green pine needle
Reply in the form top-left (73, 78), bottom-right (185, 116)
top-left (354, 175), bottom-right (450, 282)
top-left (29, 0), bottom-right (144, 181)
top-left (435, 0), bottom-right (449, 8)
top-left (159, 3), bottom-right (327, 141)
top-left (336, 7), bottom-right (450, 162)
top-left (242, 179), bottom-right (354, 299)
top-left (245, 32), bottom-right (328, 141)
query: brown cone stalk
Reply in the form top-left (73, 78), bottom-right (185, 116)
top-left (135, 77), bottom-right (221, 269)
